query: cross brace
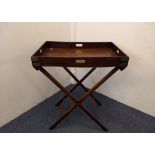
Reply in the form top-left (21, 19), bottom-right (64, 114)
top-left (39, 66), bottom-right (119, 131)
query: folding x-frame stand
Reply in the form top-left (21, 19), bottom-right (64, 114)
top-left (38, 66), bottom-right (119, 131)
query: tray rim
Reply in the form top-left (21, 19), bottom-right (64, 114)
top-left (31, 41), bottom-right (129, 70)
top-left (32, 41), bottom-right (129, 57)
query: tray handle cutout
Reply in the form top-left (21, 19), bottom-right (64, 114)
top-left (76, 43), bottom-right (83, 47)
top-left (116, 50), bottom-right (120, 54)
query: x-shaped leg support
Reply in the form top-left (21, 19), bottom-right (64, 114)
top-left (55, 67), bottom-right (101, 107)
top-left (39, 66), bottom-right (119, 131)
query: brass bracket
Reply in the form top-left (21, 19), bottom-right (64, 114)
top-left (31, 56), bottom-right (39, 62)
top-left (120, 57), bottom-right (129, 62)
top-left (75, 59), bottom-right (86, 64)
top-left (32, 62), bottom-right (41, 70)
top-left (119, 57), bottom-right (129, 70)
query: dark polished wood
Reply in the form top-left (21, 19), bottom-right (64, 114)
top-left (55, 67), bottom-right (102, 107)
top-left (39, 66), bottom-right (118, 131)
top-left (31, 41), bottom-right (129, 69)
top-left (78, 67), bottom-right (118, 104)
top-left (63, 67), bottom-right (102, 106)
top-left (39, 66), bottom-right (113, 131)
top-left (31, 41), bottom-right (129, 131)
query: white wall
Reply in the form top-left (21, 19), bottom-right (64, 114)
top-left (1, 22), bottom-right (155, 127)
top-left (0, 22), bottom-right (71, 127)
top-left (75, 22), bottom-right (155, 117)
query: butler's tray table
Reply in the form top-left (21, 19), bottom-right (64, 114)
top-left (31, 41), bottom-right (129, 131)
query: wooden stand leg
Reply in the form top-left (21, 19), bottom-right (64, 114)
top-left (60, 101), bottom-right (64, 117)
top-left (55, 67), bottom-right (97, 106)
top-left (93, 99), bottom-right (97, 118)
top-left (78, 67), bottom-right (119, 104)
top-left (79, 105), bottom-right (108, 131)
top-left (50, 105), bottom-right (77, 129)
top-left (63, 67), bottom-right (102, 106)
top-left (39, 66), bottom-right (119, 131)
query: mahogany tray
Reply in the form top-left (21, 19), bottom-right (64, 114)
top-left (31, 41), bottom-right (129, 70)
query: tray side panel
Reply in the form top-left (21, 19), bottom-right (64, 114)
top-left (37, 57), bottom-right (120, 67)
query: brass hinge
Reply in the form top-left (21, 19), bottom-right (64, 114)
top-left (32, 62), bottom-right (41, 70)
top-left (31, 56), bottom-right (39, 62)
top-left (120, 57), bottom-right (128, 62)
